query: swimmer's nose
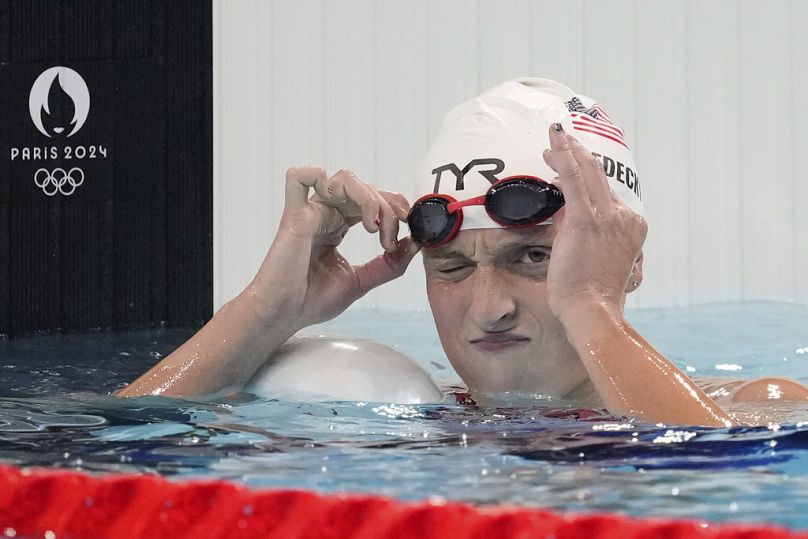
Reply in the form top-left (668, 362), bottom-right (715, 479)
top-left (468, 269), bottom-right (517, 332)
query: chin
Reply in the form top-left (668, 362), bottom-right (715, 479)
top-left (458, 359), bottom-right (575, 398)
top-left (456, 362), bottom-right (536, 395)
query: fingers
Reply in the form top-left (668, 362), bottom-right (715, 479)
top-left (285, 166), bottom-right (329, 209)
top-left (354, 238), bottom-right (421, 296)
top-left (287, 166), bottom-right (410, 252)
top-left (370, 185), bottom-right (400, 251)
top-left (326, 171), bottom-right (402, 250)
top-left (546, 124), bottom-right (589, 214)
top-left (375, 190), bottom-right (411, 251)
top-left (379, 190), bottom-right (411, 221)
top-left (316, 169), bottom-right (380, 233)
top-left (545, 125), bottom-right (621, 219)
top-left (568, 137), bottom-right (614, 216)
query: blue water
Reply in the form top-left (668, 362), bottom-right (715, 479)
top-left (1, 301), bottom-right (808, 528)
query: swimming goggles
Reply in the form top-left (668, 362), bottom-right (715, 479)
top-left (407, 175), bottom-right (565, 248)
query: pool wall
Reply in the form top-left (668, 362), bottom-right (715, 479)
top-left (213, 0), bottom-right (808, 313)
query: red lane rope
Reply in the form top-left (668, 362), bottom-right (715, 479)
top-left (0, 465), bottom-right (804, 539)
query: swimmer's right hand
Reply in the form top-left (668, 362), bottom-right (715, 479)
top-left (243, 166), bottom-right (420, 332)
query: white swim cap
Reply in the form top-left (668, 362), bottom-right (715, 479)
top-left (415, 78), bottom-right (643, 231)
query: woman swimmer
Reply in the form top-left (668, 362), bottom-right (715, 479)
top-left (119, 78), bottom-right (808, 427)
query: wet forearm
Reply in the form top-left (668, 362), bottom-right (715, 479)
top-left (559, 301), bottom-right (734, 427)
top-left (117, 292), bottom-right (295, 397)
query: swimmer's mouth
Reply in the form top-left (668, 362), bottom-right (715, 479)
top-left (470, 333), bottom-right (530, 351)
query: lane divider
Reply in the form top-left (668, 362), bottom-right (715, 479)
top-left (0, 465), bottom-right (804, 538)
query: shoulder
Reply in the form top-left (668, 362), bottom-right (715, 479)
top-left (693, 375), bottom-right (808, 403)
top-left (726, 377), bottom-right (808, 403)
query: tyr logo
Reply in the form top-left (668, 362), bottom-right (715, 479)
top-left (431, 158), bottom-right (505, 192)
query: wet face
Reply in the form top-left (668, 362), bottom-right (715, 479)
top-left (423, 225), bottom-right (591, 399)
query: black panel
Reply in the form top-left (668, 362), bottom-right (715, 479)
top-left (0, 0), bottom-right (212, 336)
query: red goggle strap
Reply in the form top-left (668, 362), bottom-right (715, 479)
top-left (446, 195), bottom-right (486, 214)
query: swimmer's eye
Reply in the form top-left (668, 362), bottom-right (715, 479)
top-left (509, 247), bottom-right (551, 278)
top-left (439, 264), bottom-right (471, 274)
top-left (435, 262), bottom-right (474, 280)
top-left (516, 247), bottom-right (550, 265)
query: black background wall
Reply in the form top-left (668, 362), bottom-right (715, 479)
top-left (0, 1), bottom-right (213, 336)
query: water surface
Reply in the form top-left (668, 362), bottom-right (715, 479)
top-left (1, 301), bottom-right (807, 528)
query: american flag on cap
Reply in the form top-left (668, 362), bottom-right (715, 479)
top-left (565, 97), bottom-right (627, 149)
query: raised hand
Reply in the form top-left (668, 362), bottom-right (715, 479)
top-left (118, 166), bottom-right (419, 397)
top-left (540, 124), bottom-right (732, 426)
top-left (541, 124), bottom-right (647, 319)
top-left (248, 166), bottom-right (420, 331)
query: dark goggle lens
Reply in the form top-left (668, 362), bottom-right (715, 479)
top-left (408, 198), bottom-right (457, 245)
top-left (486, 179), bottom-right (564, 225)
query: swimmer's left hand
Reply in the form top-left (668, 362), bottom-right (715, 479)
top-left (540, 126), bottom-right (736, 427)
top-left (541, 124), bottom-right (647, 320)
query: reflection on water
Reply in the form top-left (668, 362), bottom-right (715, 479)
top-left (1, 393), bottom-right (808, 528)
top-left (0, 399), bottom-right (107, 432)
top-left (0, 303), bottom-right (807, 528)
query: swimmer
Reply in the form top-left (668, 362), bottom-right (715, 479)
top-left (119, 78), bottom-right (808, 426)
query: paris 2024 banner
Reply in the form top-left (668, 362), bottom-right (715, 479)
top-left (0, 1), bottom-right (212, 336)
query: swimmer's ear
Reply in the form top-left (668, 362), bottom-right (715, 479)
top-left (625, 251), bottom-right (644, 293)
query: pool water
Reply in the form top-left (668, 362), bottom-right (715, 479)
top-left (1, 301), bottom-right (808, 528)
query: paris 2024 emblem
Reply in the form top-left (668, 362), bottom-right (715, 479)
top-left (29, 66), bottom-right (91, 139)
top-left (9, 65), bottom-right (110, 197)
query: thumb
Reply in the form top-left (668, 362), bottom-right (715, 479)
top-left (354, 237), bottom-right (420, 296)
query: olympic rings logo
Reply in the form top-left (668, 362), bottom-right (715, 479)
top-left (33, 167), bottom-right (85, 196)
